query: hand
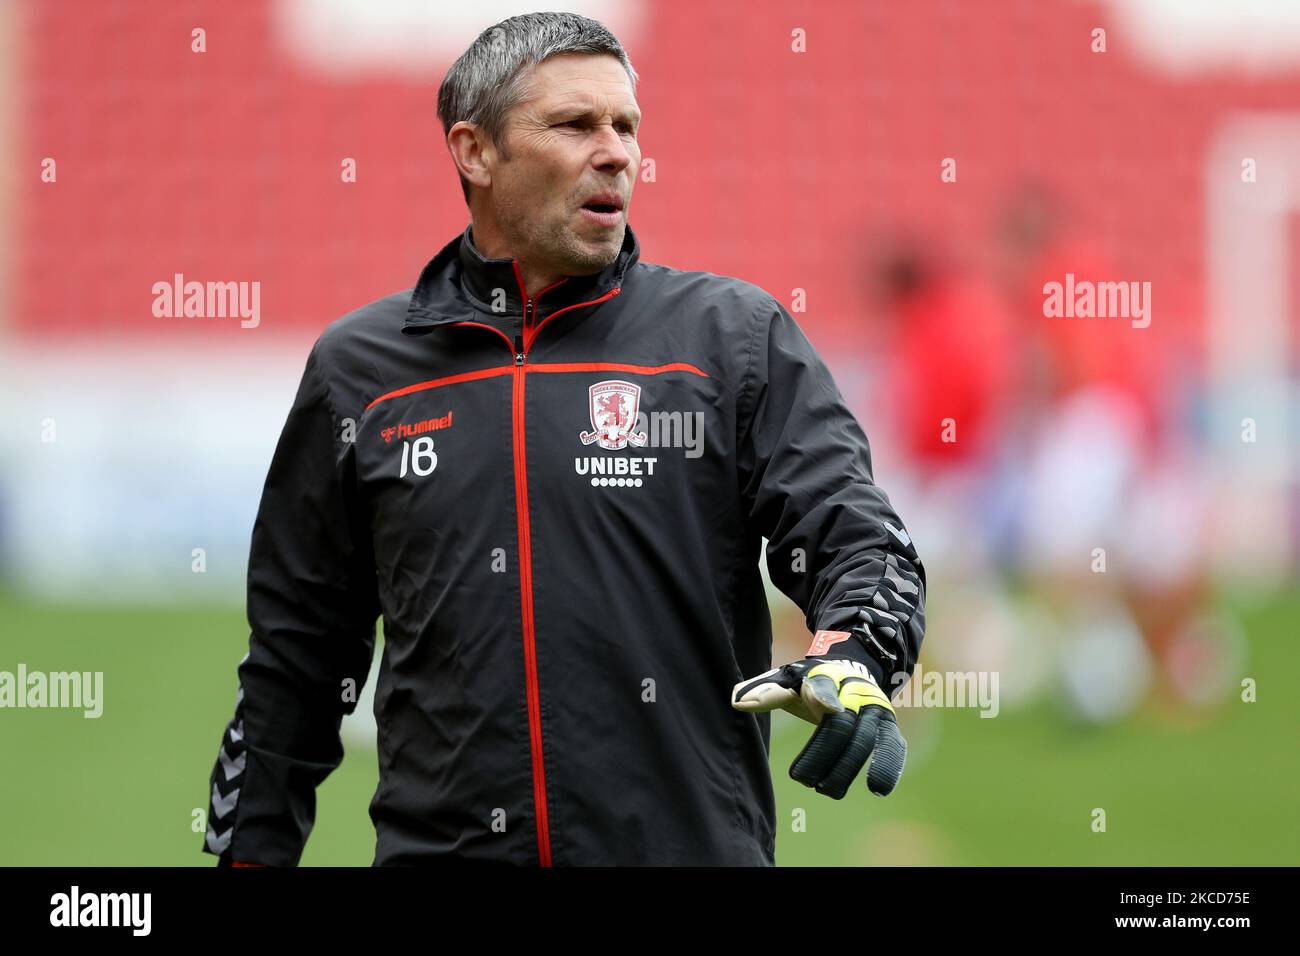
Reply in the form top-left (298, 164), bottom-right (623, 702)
top-left (731, 658), bottom-right (907, 799)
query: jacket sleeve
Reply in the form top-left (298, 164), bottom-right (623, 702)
top-left (202, 342), bottom-right (381, 866)
top-left (736, 296), bottom-right (926, 696)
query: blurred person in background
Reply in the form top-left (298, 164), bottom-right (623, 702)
top-left (859, 233), bottom-right (1046, 711)
top-left (992, 184), bottom-right (1244, 723)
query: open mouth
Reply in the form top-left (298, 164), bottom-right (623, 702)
top-left (582, 203), bottom-right (620, 214)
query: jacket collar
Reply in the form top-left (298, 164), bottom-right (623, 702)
top-left (404, 222), bottom-right (640, 334)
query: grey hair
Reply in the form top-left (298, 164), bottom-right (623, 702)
top-left (437, 12), bottom-right (639, 206)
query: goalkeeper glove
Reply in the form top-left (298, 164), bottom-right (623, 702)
top-left (730, 626), bottom-right (907, 799)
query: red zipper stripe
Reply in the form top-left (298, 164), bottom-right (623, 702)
top-left (379, 279), bottom-right (635, 867)
top-left (511, 358), bottom-right (553, 867)
top-left (512, 262), bottom-right (569, 334)
top-left (512, 281), bottom-right (627, 867)
top-left (363, 363), bottom-right (513, 411)
top-left (364, 359), bottom-right (703, 413)
top-left (525, 361), bottom-right (709, 378)
top-left (512, 265), bottom-right (565, 867)
top-left (451, 321), bottom-right (516, 351)
top-left (525, 288), bottom-right (621, 352)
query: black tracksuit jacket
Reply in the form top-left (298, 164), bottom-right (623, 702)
top-left (202, 222), bottom-right (926, 866)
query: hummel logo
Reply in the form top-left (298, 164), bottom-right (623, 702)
top-left (382, 410), bottom-right (454, 443)
top-left (884, 521), bottom-right (912, 547)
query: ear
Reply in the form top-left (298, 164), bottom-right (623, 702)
top-left (447, 120), bottom-right (494, 191)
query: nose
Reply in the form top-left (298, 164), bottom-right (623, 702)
top-left (590, 122), bottom-right (633, 174)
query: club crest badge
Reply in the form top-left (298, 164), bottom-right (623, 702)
top-left (579, 380), bottom-right (648, 450)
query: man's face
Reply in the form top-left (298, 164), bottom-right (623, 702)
top-left (486, 53), bottom-right (641, 276)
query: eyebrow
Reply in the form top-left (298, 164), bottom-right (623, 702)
top-left (545, 104), bottom-right (640, 125)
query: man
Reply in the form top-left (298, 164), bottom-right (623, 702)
top-left (203, 11), bottom-right (926, 867)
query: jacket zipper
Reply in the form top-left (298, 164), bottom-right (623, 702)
top-left (509, 277), bottom-right (621, 867)
top-left (511, 324), bottom-right (548, 865)
top-left (394, 281), bottom-right (626, 863)
top-left (440, 270), bottom-right (622, 866)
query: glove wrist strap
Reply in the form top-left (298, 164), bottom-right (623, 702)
top-left (803, 625), bottom-right (891, 690)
